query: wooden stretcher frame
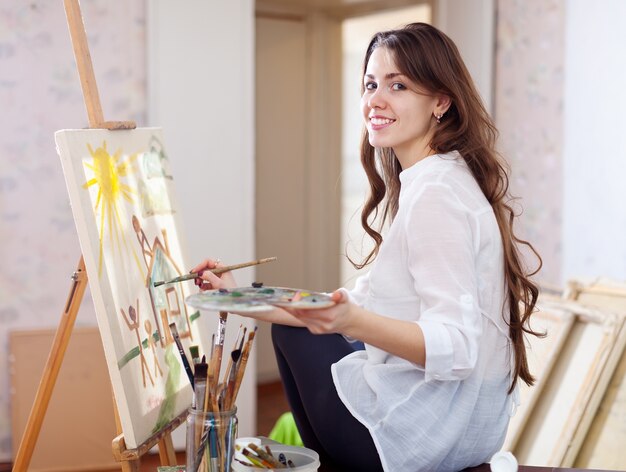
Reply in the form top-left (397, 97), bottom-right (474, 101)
top-left (501, 297), bottom-right (575, 452)
top-left (565, 279), bottom-right (626, 470)
top-left (512, 293), bottom-right (625, 467)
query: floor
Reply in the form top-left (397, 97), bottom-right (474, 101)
top-left (256, 380), bottom-right (291, 437)
top-left (2, 380), bottom-right (290, 472)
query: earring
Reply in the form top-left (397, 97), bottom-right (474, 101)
top-left (435, 113), bottom-right (443, 124)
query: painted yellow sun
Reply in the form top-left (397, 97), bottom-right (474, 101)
top-left (83, 140), bottom-right (145, 278)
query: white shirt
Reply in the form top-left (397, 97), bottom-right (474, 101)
top-left (332, 151), bottom-right (515, 471)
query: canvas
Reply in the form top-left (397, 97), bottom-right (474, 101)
top-left (56, 127), bottom-right (208, 448)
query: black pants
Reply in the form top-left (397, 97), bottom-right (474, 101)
top-left (272, 324), bottom-right (384, 472)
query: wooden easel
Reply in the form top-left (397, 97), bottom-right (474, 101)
top-left (13, 1), bottom-right (183, 470)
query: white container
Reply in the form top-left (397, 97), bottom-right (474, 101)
top-left (232, 444), bottom-right (320, 472)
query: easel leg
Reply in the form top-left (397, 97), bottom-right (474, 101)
top-left (112, 433), bottom-right (141, 472)
top-left (121, 459), bottom-right (141, 472)
top-left (158, 434), bottom-right (177, 466)
top-left (12, 257), bottom-right (88, 472)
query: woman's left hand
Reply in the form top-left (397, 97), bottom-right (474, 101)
top-left (284, 290), bottom-right (353, 335)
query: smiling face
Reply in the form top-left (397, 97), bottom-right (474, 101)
top-left (361, 47), bottom-right (442, 169)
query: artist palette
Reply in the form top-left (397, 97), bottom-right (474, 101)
top-left (185, 286), bottom-right (335, 313)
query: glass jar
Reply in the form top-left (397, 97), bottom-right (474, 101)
top-left (186, 407), bottom-right (238, 472)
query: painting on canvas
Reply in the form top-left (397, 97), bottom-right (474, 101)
top-left (56, 128), bottom-right (207, 448)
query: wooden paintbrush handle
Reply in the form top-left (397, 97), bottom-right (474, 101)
top-left (210, 256), bottom-right (277, 275)
top-left (228, 329), bottom-right (257, 409)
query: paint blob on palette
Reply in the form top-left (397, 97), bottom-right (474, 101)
top-left (185, 285), bottom-right (335, 313)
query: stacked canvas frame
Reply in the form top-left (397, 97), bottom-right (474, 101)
top-left (502, 279), bottom-right (626, 468)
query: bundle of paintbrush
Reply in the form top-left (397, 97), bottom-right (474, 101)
top-left (234, 443), bottom-right (295, 469)
top-left (171, 315), bottom-right (258, 472)
top-left (200, 316), bottom-right (257, 413)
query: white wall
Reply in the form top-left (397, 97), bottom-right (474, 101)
top-left (434, 0), bottom-right (495, 113)
top-left (147, 0), bottom-right (257, 437)
top-left (562, 0), bottom-right (626, 282)
top-left (254, 16), bottom-right (308, 383)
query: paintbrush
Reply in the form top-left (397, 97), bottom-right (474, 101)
top-left (242, 448), bottom-right (275, 469)
top-left (222, 349), bottom-right (242, 409)
top-left (208, 425), bottom-right (219, 472)
top-left (152, 256), bottom-right (277, 286)
top-left (237, 325), bottom-right (247, 352)
top-left (189, 345), bottom-right (200, 365)
top-left (192, 362), bottom-right (208, 410)
top-left (220, 325), bottom-right (245, 386)
top-left (169, 322), bottom-right (195, 388)
top-left (197, 371), bottom-right (219, 470)
top-left (247, 443), bottom-right (285, 468)
top-left (227, 326), bottom-right (257, 410)
top-left (193, 420), bottom-right (212, 471)
top-left (208, 312), bottom-right (228, 397)
top-left (218, 326), bottom-right (245, 406)
top-left (191, 362), bottom-right (208, 471)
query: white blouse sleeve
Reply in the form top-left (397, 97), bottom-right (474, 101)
top-left (405, 182), bottom-right (482, 382)
top-left (339, 272), bottom-right (371, 344)
top-left (343, 271), bottom-right (371, 307)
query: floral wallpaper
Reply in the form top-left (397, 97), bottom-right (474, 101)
top-left (494, 0), bottom-right (565, 287)
top-left (0, 0), bottom-right (146, 461)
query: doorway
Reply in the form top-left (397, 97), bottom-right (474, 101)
top-left (340, 5), bottom-right (432, 289)
top-left (254, 2), bottom-right (432, 436)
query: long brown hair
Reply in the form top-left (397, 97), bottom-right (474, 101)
top-left (354, 22), bottom-right (542, 393)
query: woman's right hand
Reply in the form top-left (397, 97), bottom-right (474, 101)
top-left (190, 258), bottom-right (238, 291)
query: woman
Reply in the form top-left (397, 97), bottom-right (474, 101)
top-left (193, 22), bottom-right (541, 472)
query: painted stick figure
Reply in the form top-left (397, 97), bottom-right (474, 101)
top-left (145, 319), bottom-right (163, 379)
top-left (120, 299), bottom-right (155, 388)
